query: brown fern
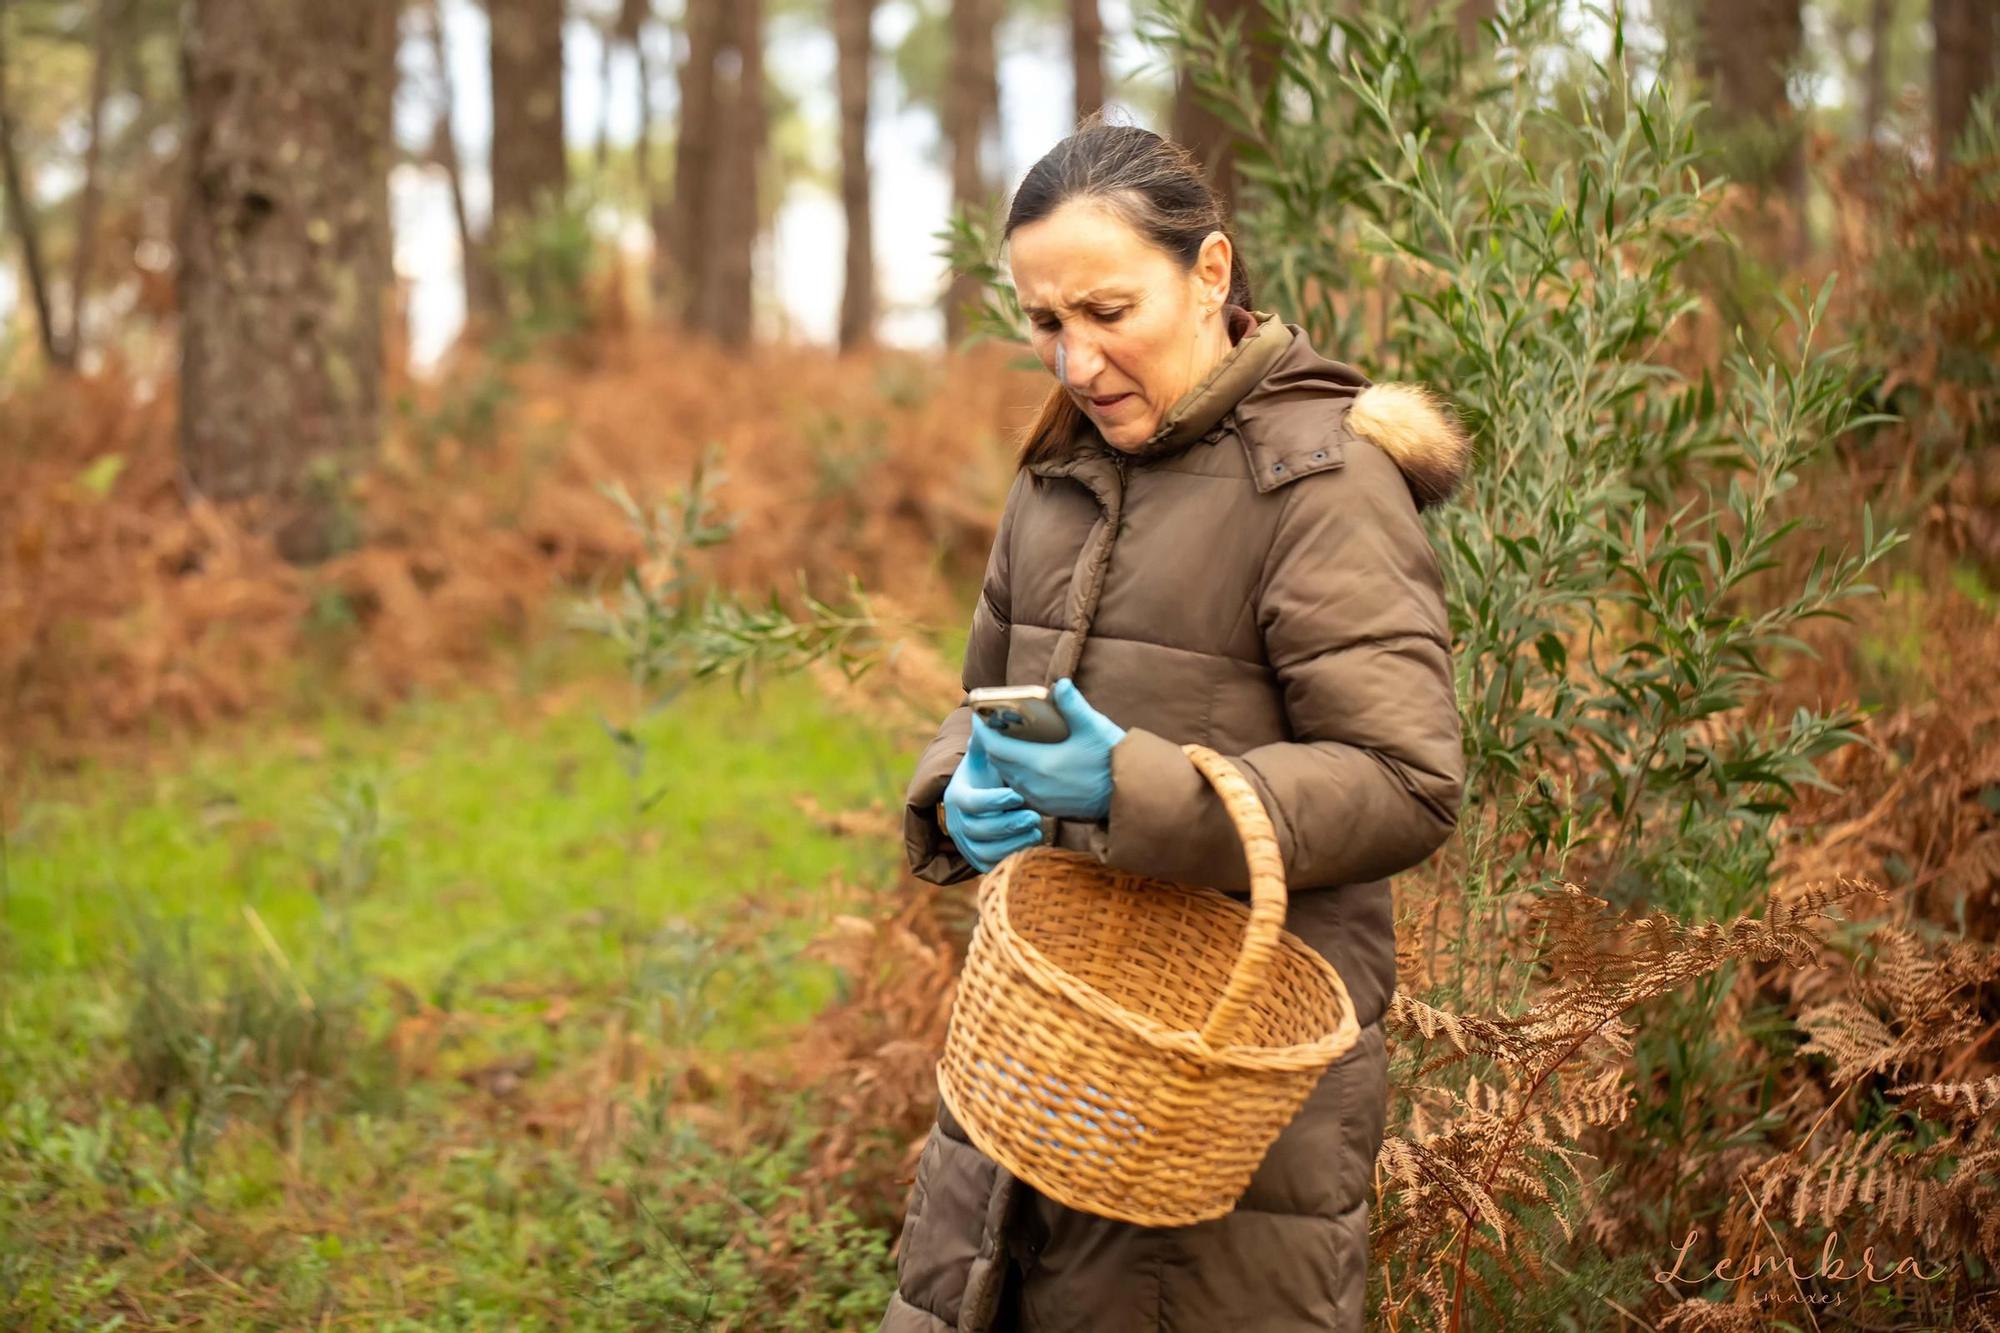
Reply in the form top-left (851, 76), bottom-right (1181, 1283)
top-left (1374, 875), bottom-right (1880, 1332)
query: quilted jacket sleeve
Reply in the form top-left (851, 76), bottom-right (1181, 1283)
top-left (1096, 438), bottom-right (1465, 893)
top-left (903, 469), bottom-right (1027, 884)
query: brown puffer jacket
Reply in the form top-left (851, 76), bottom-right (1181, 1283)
top-left (880, 305), bottom-right (1472, 1333)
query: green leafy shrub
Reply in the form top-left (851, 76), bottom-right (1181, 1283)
top-left (572, 445), bottom-right (887, 702)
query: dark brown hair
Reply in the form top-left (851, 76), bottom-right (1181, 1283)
top-left (1002, 111), bottom-right (1254, 468)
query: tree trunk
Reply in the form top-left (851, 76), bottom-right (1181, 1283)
top-left (1071, 0), bottom-right (1103, 126)
top-left (943, 0), bottom-right (998, 345)
top-left (1933, 0), bottom-right (1996, 163)
top-left (1863, 0), bottom-right (1891, 147)
top-left (629, 5), bottom-right (670, 316)
top-left (1696, 0), bottom-right (1803, 137)
top-left (68, 0), bottom-right (121, 363)
top-left (178, 0), bottom-right (396, 563)
top-left (0, 14), bottom-right (66, 369)
top-left (669, 0), bottom-right (722, 327)
top-left (835, 0), bottom-right (876, 351)
top-left (1171, 0), bottom-right (1276, 229)
top-left (617, 0), bottom-right (668, 317)
top-left (686, 0), bottom-right (761, 346)
top-left (488, 0), bottom-right (567, 239)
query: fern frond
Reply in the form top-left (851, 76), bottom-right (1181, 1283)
top-left (1888, 1074), bottom-right (2000, 1121)
top-left (1796, 997), bottom-right (1898, 1082)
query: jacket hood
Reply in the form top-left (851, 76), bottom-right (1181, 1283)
top-left (1229, 318), bottom-right (1474, 511)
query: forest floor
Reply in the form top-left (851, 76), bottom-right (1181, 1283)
top-left (1, 627), bottom-right (926, 1327)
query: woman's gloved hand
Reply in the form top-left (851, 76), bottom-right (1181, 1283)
top-left (943, 726), bottom-right (1046, 872)
top-left (973, 677), bottom-right (1127, 822)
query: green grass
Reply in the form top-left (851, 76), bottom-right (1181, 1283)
top-left (0, 628), bottom-right (915, 1327)
top-left (5, 631), bottom-right (904, 1025)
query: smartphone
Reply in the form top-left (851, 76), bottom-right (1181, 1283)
top-left (967, 684), bottom-right (1071, 743)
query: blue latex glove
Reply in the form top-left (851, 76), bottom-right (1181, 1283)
top-left (943, 725), bottom-right (1046, 872)
top-left (973, 677), bottom-right (1127, 822)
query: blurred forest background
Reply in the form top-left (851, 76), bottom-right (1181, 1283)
top-left (2, 0), bottom-right (1998, 1327)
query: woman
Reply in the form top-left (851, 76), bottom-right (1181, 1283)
top-left (881, 121), bottom-right (1471, 1333)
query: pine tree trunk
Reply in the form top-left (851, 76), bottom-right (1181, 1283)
top-left (67, 0), bottom-right (120, 362)
top-left (943, 0), bottom-right (998, 345)
top-left (669, 0), bottom-right (723, 328)
top-left (1696, 0), bottom-right (1803, 143)
top-left (595, 20), bottom-right (615, 176)
top-left (1933, 0), bottom-right (1996, 163)
top-left (634, 32), bottom-right (671, 318)
top-left (686, 0), bottom-right (762, 347)
top-left (624, 0), bottom-right (670, 317)
top-left (1072, 0), bottom-right (1103, 126)
top-left (489, 0), bottom-right (567, 238)
top-left (835, 0), bottom-right (876, 351)
top-left (177, 0), bottom-right (396, 563)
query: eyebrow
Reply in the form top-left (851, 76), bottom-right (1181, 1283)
top-left (1019, 288), bottom-right (1135, 317)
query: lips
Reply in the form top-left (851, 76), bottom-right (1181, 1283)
top-left (1089, 393), bottom-right (1132, 409)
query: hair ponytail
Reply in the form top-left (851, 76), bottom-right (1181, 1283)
top-left (1020, 383), bottom-right (1086, 470)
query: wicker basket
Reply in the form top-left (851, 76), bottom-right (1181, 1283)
top-left (936, 743), bottom-right (1361, 1228)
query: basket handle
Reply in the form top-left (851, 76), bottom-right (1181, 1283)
top-left (1180, 744), bottom-right (1289, 1050)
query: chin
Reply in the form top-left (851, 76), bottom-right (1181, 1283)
top-left (1098, 420), bottom-right (1150, 450)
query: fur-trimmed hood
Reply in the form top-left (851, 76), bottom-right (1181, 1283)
top-left (1217, 311), bottom-right (1473, 512)
top-left (1345, 381), bottom-right (1474, 511)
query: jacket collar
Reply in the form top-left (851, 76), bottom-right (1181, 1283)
top-left (1133, 304), bottom-right (1294, 458)
top-left (1028, 304), bottom-right (1293, 480)
top-left (1026, 311), bottom-right (1474, 511)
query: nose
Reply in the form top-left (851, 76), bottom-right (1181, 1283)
top-left (1055, 328), bottom-right (1105, 392)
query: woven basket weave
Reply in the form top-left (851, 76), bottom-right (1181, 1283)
top-left (936, 743), bottom-right (1361, 1228)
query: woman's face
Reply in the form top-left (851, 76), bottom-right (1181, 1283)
top-left (1007, 198), bottom-right (1232, 451)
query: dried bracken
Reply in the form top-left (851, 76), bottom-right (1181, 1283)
top-left (793, 875), bottom-right (969, 1229)
top-left (0, 322), bottom-right (1041, 789)
top-left (1374, 877), bottom-right (1884, 1332)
